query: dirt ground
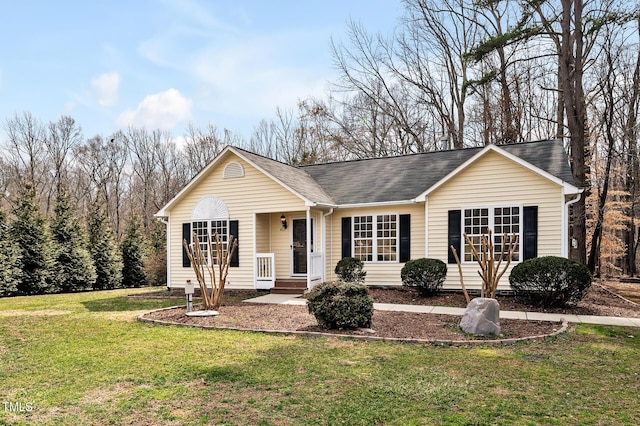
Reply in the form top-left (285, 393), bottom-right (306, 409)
top-left (140, 281), bottom-right (640, 342)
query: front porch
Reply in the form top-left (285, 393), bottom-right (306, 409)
top-left (253, 210), bottom-right (326, 293)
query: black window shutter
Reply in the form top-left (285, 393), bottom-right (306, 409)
top-left (523, 206), bottom-right (538, 260)
top-left (399, 214), bottom-right (410, 262)
top-left (182, 223), bottom-right (191, 267)
top-left (229, 220), bottom-right (239, 267)
top-left (341, 217), bottom-right (352, 259)
top-left (447, 210), bottom-right (461, 264)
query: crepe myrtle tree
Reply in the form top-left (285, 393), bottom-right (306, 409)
top-left (183, 231), bottom-right (238, 311)
top-left (450, 230), bottom-right (518, 300)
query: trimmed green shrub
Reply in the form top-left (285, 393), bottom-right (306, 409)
top-left (334, 257), bottom-right (366, 284)
top-left (509, 256), bottom-right (592, 307)
top-left (401, 258), bottom-right (447, 296)
top-left (307, 281), bottom-right (373, 329)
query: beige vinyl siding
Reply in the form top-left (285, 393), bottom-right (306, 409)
top-left (168, 153), bottom-right (307, 289)
top-left (325, 204), bottom-right (425, 286)
top-left (427, 150), bottom-right (564, 291)
top-left (255, 214), bottom-right (271, 253)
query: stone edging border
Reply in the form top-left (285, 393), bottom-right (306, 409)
top-left (137, 306), bottom-right (569, 347)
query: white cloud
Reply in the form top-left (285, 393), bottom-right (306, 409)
top-left (117, 88), bottom-right (192, 131)
top-left (135, 3), bottom-right (334, 132)
top-left (188, 32), bottom-right (329, 118)
top-left (91, 72), bottom-right (121, 107)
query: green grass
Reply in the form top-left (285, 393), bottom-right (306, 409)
top-left (1, 289), bottom-right (639, 425)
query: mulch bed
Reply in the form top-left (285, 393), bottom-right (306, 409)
top-left (138, 282), bottom-right (639, 343)
top-left (142, 303), bottom-right (563, 342)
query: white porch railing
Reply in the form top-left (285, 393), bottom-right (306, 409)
top-left (255, 253), bottom-right (275, 289)
top-left (309, 252), bottom-right (324, 287)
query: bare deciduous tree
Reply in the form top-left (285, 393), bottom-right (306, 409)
top-left (183, 231), bottom-right (238, 311)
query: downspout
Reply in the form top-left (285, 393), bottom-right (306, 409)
top-left (156, 216), bottom-right (171, 290)
top-left (564, 192), bottom-right (582, 258)
top-left (323, 208), bottom-right (334, 283)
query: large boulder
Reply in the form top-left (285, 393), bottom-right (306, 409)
top-left (460, 297), bottom-right (501, 336)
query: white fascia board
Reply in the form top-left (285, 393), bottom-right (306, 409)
top-left (415, 144), bottom-right (580, 201)
top-left (155, 146), bottom-right (236, 216)
top-left (155, 146), bottom-right (315, 216)
top-left (492, 145), bottom-right (581, 193)
top-left (226, 147), bottom-right (315, 206)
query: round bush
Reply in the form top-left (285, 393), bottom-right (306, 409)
top-left (509, 256), bottom-right (592, 307)
top-left (334, 257), bottom-right (366, 284)
top-left (307, 281), bottom-right (373, 329)
top-left (400, 258), bottom-right (447, 296)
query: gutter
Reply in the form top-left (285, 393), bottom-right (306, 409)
top-left (336, 199), bottom-right (419, 209)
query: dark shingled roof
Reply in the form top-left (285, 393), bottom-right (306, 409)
top-left (299, 140), bottom-right (575, 204)
top-left (232, 147), bottom-right (335, 204)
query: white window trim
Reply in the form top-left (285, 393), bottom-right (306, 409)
top-left (191, 218), bottom-right (230, 266)
top-left (461, 205), bottom-right (522, 264)
top-left (351, 213), bottom-right (400, 263)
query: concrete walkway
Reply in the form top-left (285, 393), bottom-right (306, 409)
top-left (243, 293), bottom-right (640, 327)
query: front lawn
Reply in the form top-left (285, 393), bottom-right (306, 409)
top-left (1, 288), bottom-right (639, 425)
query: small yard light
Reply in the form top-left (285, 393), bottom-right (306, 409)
top-left (280, 214), bottom-right (288, 230)
top-left (185, 280), bottom-right (194, 312)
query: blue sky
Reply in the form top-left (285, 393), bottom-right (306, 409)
top-left (0, 0), bottom-right (402, 143)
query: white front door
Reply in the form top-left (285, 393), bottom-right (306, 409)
top-left (291, 218), bottom-right (314, 276)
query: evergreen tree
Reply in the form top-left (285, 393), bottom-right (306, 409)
top-left (87, 206), bottom-right (123, 290)
top-left (9, 183), bottom-right (55, 295)
top-left (120, 216), bottom-right (148, 288)
top-left (51, 188), bottom-right (96, 292)
top-left (145, 219), bottom-right (167, 286)
top-left (0, 210), bottom-right (21, 297)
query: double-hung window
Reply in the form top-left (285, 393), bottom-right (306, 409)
top-left (353, 214), bottom-right (398, 262)
top-left (463, 206), bottom-right (520, 262)
top-left (191, 219), bottom-right (229, 265)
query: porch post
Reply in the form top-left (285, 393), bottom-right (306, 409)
top-left (306, 207), bottom-right (311, 291)
top-left (252, 213), bottom-right (257, 289)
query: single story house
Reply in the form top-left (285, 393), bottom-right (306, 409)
top-left (155, 139), bottom-right (581, 293)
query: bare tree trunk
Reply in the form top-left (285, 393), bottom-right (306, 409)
top-left (587, 117), bottom-right (614, 274)
top-left (559, 0), bottom-right (588, 264)
top-left (624, 18), bottom-right (640, 275)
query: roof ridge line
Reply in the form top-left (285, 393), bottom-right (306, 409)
top-left (299, 139), bottom-right (558, 168)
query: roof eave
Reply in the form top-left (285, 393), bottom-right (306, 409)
top-left (416, 144), bottom-right (578, 199)
top-left (231, 147), bottom-right (324, 206)
top-left (155, 146), bottom-right (333, 217)
top-left (155, 146), bottom-right (236, 216)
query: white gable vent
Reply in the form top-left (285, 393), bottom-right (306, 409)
top-left (191, 196), bottom-right (229, 220)
top-left (223, 161), bottom-right (244, 179)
